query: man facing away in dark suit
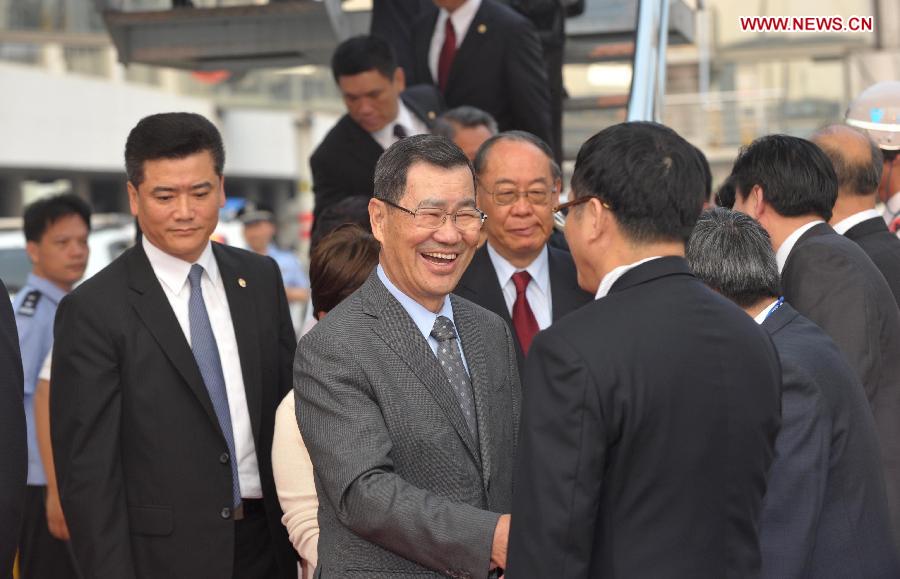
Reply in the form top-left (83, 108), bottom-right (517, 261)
top-left (0, 277), bottom-right (26, 579)
top-left (454, 131), bottom-right (591, 371)
top-left (50, 113), bottom-right (296, 579)
top-left (310, 35), bottom-right (443, 234)
top-left (295, 135), bottom-right (521, 577)
top-left (507, 122), bottom-right (782, 579)
top-left (721, 134), bottom-right (900, 550)
top-left (687, 207), bottom-right (899, 579)
top-left (412, 0), bottom-right (552, 150)
top-left (812, 124), bottom-right (900, 307)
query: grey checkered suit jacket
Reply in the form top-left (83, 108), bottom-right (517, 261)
top-left (294, 271), bottom-right (521, 578)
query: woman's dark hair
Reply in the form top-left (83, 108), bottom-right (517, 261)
top-left (309, 224), bottom-right (380, 317)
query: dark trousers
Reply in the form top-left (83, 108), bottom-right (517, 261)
top-left (19, 486), bottom-right (81, 579)
top-left (233, 499), bottom-right (278, 579)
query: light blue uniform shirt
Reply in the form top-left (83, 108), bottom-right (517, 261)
top-left (268, 244), bottom-right (309, 289)
top-left (376, 264), bottom-right (470, 374)
top-left (12, 273), bottom-right (67, 486)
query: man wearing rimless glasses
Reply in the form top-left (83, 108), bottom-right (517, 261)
top-left (295, 134), bottom-right (520, 578)
top-left (454, 131), bottom-right (591, 371)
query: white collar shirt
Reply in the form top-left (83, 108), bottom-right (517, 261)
top-left (486, 242), bottom-right (552, 330)
top-left (595, 256), bottom-right (664, 300)
top-left (370, 100), bottom-right (429, 151)
top-left (142, 237), bottom-right (262, 498)
top-left (833, 208), bottom-right (883, 235)
top-left (884, 191), bottom-right (900, 225)
top-left (753, 298), bottom-right (781, 325)
top-left (428, 0), bottom-right (483, 84)
top-left (776, 220), bottom-right (825, 274)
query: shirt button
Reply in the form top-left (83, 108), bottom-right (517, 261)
top-left (220, 507), bottom-right (231, 519)
top-left (219, 452), bottom-right (229, 464)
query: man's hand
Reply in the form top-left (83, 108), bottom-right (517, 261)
top-left (490, 514), bottom-right (511, 570)
top-left (46, 491), bottom-right (71, 541)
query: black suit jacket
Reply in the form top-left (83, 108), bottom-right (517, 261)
top-left (844, 216), bottom-right (900, 308)
top-left (411, 0), bottom-right (553, 148)
top-left (781, 222), bottom-right (900, 547)
top-left (50, 243), bottom-right (296, 579)
top-left (310, 86), bottom-right (443, 229)
top-left (759, 302), bottom-right (898, 578)
top-left (453, 244), bottom-right (592, 370)
top-left (507, 257), bottom-right (782, 578)
top-left (0, 278), bottom-right (26, 579)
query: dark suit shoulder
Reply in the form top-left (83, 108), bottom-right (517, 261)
top-left (310, 114), bottom-right (369, 164)
top-left (478, 0), bottom-right (536, 30)
top-left (401, 84), bottom-right (444, 123)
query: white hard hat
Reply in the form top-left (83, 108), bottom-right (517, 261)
top-left (846, 81), bottom-right (900, 151)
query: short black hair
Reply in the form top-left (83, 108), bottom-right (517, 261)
top-left (125, 112), bottom-right (225, 187)
top-left (374, 134), bottom-right (473, 204)
top-left (693, 144), bottom-right (712, 203)
top-left (433, 106), bottom-right (499, 139)
top-left (473, 130), bottom-right (561, 182)
top-left (570, 121), bottom-right (706, 244)
top-left (724, 134), bottom-right (838, 221)
top-left (331, 35), bottom-right (397, 83)
top-left (24, 193), bottom-right (92, 243)
top-left (812, 126), bottom-right (883, 196)
top-left (687, 207), bottom-right (781, 308)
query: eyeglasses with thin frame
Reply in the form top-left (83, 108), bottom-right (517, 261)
top-left (487, 187), bottom-right (554, 207)
top-left (553, 195), bottom-right (611, 214)
top-left (377, 198), bottom-right (487, 231)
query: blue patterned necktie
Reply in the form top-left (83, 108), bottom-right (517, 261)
top-left (188, 264), bottom-right (241, 508)
top-left (431, 315), bottom-right (478, 440)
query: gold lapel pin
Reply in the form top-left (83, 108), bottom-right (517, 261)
top-left (238, 278), bottom-right (247, 288)
top-left (477, 23), bottom-right (487, 34)
top-left (428, 110), bottom-right (437, 120)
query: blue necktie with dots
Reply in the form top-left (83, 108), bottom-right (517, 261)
top-left (431, 315), bottom-right (478, 440)
top-left (188, 264), bottom-right (241, 508)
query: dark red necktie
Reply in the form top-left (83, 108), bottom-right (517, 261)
top-left (437, 17), bottom-right (456, 93)
top-left (512, 271), bottom-right (540, 355)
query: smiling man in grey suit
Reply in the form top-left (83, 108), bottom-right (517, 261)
top-left (295, 134), bottom-right (520, 578)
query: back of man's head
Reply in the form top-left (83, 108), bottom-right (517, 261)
top-left (721, 134), bottom-right (838, 221)
top-left (812, 124), bottom-right (883, 197)
top-left (571, 121), bottom-right (705, 244)
top-left (331, 35), bottom-right (397, 83)
top-left (124, 112), bottom-right (224, 187)
top-left (24, 193), bottom-right (92, 243)
top-left (686, 207), bottom-right (781, 308)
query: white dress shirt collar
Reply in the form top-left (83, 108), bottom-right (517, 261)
top-left (142, 236), bottom-right (219, 295)
top-left (376, 264), bottom-right (456, 342)
top-left (486, 242), bottom-right (550, 299)
top-left (595, 256), bottom-right (663, 300)
top-left (775, 220), bottom-right (825, 274)
top-left (429, 0), bottom-right (483, 83)
top-left (370, 100), bottom-right (427, 151)
top-left (753, 298), bottom-right (780, 325)
top-left (833, 208), bottom-right (883, 235)
top-left (884, 191), bottom-right (900, 224)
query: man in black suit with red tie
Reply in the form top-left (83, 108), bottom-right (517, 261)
top-left (411, 0), bottom-right (553, 151)
top-left (310, 35), bottom-right (443, 235)
top-left (454, 131), bottom-right (591, 371)
top-left (507, 122), bottom-right (782, 578)
top-left (812, 124), bottom-right (900, 307)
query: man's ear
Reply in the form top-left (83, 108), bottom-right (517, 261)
top-left (394, 67), bottom-right (407, 93)
top-left (127, 181), bottom-right (140, 217)
top-left (369, 198), bottom-right (387, 244)
top-left (750, 184), bottom-right (766, 218)
top-left (25, 240), bottom-right (39, 265)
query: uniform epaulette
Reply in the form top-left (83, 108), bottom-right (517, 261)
top-left (17, 289), bottom-right (41, 317)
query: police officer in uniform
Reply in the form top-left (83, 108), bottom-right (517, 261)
top-left (14, 193), bottom-right (91, 579)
